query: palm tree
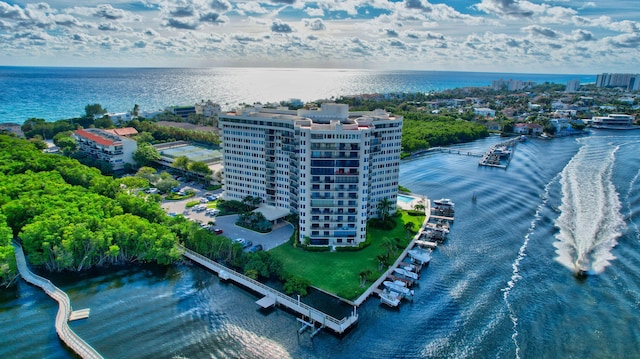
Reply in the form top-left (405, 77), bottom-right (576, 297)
top-left (376, 254), bottom-right (389, 271)
top-left (359, 269), bottom-right (372, 287)
top-left (404, 222), bottom-right (415, 239)
top-left (376, 197), bottom-right (393, 221)
top-left (381, 237), bottom-right (395, 258)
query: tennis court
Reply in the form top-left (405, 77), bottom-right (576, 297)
top-left (159, 144), bottom-right (222, 164)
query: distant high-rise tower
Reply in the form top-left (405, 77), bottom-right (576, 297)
top-left (596, 73), bottom-right (640, 90)
top-left (565, 79), bottom-right (580, 92)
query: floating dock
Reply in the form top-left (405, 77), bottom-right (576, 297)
top-left (69, 308), bottom-right (91, 321)
top-left (478, 138), bottom-right (519, 169)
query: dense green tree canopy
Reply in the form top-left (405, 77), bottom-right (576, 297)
top-left (0, 135), bottom-right (180, 274)
top-left (133, 142), bottom-right (161, 167)
top-left (85, 103), bottom-right (107, 118)
top-left (401, 113), bottom-right (489, 153)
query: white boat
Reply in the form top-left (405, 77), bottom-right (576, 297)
top-left (393, 267), bottom-right (419, 280)
top-left (433, 198), bottom-right (455, 207)
top-left (408, 248), bottom-right (431, 264)
top-left (401, 263), bottom-right (418, 272)
top-left (383, 280), bottom-right (414, 296)
top-left (379, 289), bottom-right (401, 307)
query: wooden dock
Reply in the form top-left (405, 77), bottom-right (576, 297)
top-left (478, 138), bottom-right (519, 169)
top-left (13, 242), bottom-right (104, 359)
top-left (69, 308), bottom-right (91, 321)
top-left (428, 147), bottom-right (484, 157)
top-left (180, 246), bottom-right (358, 335)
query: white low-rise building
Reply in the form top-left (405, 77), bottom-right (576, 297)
top-left (195, 100), bottom-right (222, 117)
top-left (473, 107), bottom-right (496, 117)
top-left (73, 128), bottom-right (137, 171)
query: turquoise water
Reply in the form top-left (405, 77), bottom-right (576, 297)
top-left (397, 194), bottom-right (415, 203)
top-left (0, 67), bottom-right (595, 124)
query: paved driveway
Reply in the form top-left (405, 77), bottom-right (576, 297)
top-left (214, 215), bottom-right (294, 251)
top-left (162, 194), bottom-right (293, 251)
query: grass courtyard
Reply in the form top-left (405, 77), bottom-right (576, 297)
top-left (269, 210), bottom-right (425, 300)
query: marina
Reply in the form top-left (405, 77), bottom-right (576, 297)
top-left (478, 138), bottom-right (520, 169)
top-left (376, 196), bottom-right (455, 307)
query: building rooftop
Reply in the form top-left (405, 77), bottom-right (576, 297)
top-left (75, 128), bottom-right (123, 146)
top-left (105, 127), bottom-right (138, 136)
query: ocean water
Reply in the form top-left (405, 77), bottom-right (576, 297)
top-left (0, 67), bottom-right (595, 124)
top-left (2, 130), bottom-right (640, 358)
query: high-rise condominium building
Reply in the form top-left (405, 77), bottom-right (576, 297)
top-left (596, 73), bottom-right (640, 91)
top-left (218, 103), bottom-right (403, 246)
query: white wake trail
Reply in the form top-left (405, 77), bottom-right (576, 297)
top-left (626, 168), bottom-right (640, 241)
top-left (554, 138), bottom-right (625, 275)
top-left (501, 174), bottom-right (558, 359)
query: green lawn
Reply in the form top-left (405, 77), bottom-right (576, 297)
top-left (269, 211), bottom-right (425, 300)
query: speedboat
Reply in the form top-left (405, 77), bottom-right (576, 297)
top-left (383, 280), bottom-right (414, 296)
top-left (408, 248), bottom-right (431, 264)
top-left (433, 198), bottom-right (455, 207)
top-left (379, 289), bottom-right (401, 307)
top-left (393, 267), bottom-right (419, 280)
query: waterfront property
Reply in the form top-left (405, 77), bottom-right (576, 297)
top-left (72, 128), bottom-right (137, 171)
top-left (218, 103), bottom-right (403, 247)
top-left (181, 246), bottom-right (359, 335)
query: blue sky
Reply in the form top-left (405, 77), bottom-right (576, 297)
top-left (0, 0), bottom-right (638, 73)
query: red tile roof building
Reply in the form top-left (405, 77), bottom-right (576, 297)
top-left (73, 128), bottom-right (137, 171)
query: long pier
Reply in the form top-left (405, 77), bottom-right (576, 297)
top-left (13, 242), bottom-right (103, 359)
top-left (414, 147), bottom-right (484, 157)
top-left (180, 246), bottom-right (359, 334)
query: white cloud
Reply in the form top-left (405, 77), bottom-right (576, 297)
top-left (0, 0), bottom-right (638, 72)
top-left (303, 18), bottom-right (326, 31)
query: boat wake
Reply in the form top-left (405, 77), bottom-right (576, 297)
top-left (501, 174), bottom-right (558, 359)
top-left (554, 138), bottom-right (625, 276)
top-left (626, 168), bottom-right (640, 241)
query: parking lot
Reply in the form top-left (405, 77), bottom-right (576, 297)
top-left (161, 185), bottom-right (293, 252)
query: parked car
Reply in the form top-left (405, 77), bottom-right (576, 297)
top-left (199, 198), bottom-right (209, 203)
top-left (145, 187), bottom-right (158, 194)
top-left (242, 240), bottom-right (253, 249)
top-left (212, 228), bottom-right (223, 235)
top-left (248, 244), bottom-right (263, 253)
top-left (206, 208), bottom-right (220, 216)
top-left (233, 238), bottom-right (246, 246)
top-left (206, 195), bottom-right (218, 201)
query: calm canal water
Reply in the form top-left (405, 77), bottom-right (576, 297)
top-left (2, 130), bottom-right (640, 358)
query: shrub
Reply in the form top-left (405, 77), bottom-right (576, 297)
top-left (283, 275), bottom-right (310, 296)
top-left (301, 245), bottom-right (330, 252)
top-left (185, 200), bottom-right (199, 208)
top-left (368, 217), bottom-right (396, 230)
